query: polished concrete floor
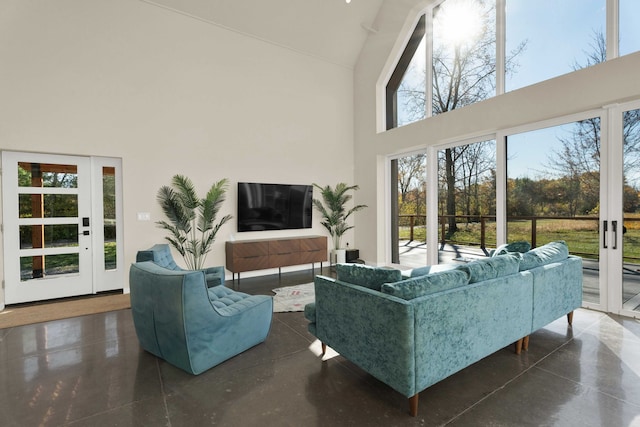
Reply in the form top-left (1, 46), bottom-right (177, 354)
top-left (2, 269), bottom-right (640, 426)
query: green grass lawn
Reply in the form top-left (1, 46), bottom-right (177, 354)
top-left (399, 218), bottom-right (640, 262)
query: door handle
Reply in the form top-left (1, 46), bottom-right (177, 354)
top-left (612, 220), bottom-right (618, 250)
top-left (603, 220), bottom-right (608, 249)
top-left (78, 230), bottom-right (90, 236)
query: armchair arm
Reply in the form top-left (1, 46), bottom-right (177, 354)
top-left (199, 266), bottom-right (225, 287)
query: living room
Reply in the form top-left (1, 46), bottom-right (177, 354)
top-left (2, 0), bottom-right (640, 425)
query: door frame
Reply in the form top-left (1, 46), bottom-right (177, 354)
top-left (0, 151), bottom-right (124, 307)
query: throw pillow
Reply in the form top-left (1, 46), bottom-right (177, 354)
top-left (381, 269), bottom-right (470, 300)
top-left (492, 241), bottom-right (531, 257)
top-left (335, 263), bottom-right (402, 291)
top-left (519, 240), bottom-right (569, 271)
top-left (457, 253), bottom-right (521, 283)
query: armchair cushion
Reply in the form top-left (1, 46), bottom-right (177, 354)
top-left (335, 263), bottom-right (402, 291)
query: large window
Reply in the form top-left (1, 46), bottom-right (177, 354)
top-left (620, 0), bottom-right (640, 56)
top-left (505, 0), bottom-right (606, 92)
top-left (386, 0), bottom-right (635, 130)
top-left (433, 0), bottom-right (496, 114)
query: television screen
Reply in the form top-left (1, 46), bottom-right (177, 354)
top-left (237, 182), bottom-right (313, 232)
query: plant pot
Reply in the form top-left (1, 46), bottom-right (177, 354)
top-left (333, 248), bottom-right (347, 264)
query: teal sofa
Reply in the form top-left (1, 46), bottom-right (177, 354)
top-left (130, 261), bottom-right (273, 375)
top-left (304, 241), bottom-right (582, 416)
top-left (136, 243), bottom-right (226, 288)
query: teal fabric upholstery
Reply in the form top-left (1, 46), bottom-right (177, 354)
top-left (405, 263), bottom-right (458, 278)
top-left (381, 269), bottom-right (470, 300)
top-left (305, 271), bottom-right (533, 409)
top-left (335, 263), bottom-right (402, 291)
top-left (491, 241), bottom-right (531, 257)
top-left (129, 261), bottom-right (272, 375)
top-left (529, 255), bottom-right (583, 331)
top-left (305, 251), bottom-right (582, 415)
top-left (136, 244), bottom-right (225, 288)
top-left (457, 253), bottom-right (521, 283)
top-left (519, 240), bottom-right (569, 271)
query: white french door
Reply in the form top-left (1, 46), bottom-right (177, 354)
top-left (2, 152), bottom-right (123, 305)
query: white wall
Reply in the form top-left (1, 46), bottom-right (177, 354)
top-left (0, 0), bottom-right (355, 300)
top-left (353, 0), bottom-right (640, 263)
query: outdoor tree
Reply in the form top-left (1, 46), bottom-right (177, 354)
top-left (547, 31), bottom-right (640, 216)
top-left (397, 0), bottom-right (525, 234)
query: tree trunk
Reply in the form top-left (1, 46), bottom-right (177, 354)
top-left (445, 148), bottom-right (458, 234)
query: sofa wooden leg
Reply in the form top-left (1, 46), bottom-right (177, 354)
top-left (409, 394), bottom-right (419, 417)
top-left (523, 335), bottom-right (530, 351)
top-left (515, 338), bottom-right (523, 355)
top-left (321, 342), bottom-right (326, 356)
top-left (567, 311), bottom-right (574, 326)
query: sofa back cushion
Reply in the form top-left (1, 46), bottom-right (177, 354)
top-left (457, 253), bottom-right (521, 283)
top-left (381, 269), bottom-right (470, 300)
top-left (335, 263), bottom-right (402, 291)
top-left (519, 241), bottom-right (569, 271)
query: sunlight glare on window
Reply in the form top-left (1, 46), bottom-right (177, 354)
top-left (433, 0), bottom-right (484, 48)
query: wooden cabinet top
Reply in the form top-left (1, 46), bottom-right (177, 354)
top-left (226, 235), bottom-right (326, 245)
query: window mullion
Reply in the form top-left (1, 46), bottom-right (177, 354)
top-left (496, 0), bottom-right (506, 95)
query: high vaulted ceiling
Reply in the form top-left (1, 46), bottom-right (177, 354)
top-left (142, 0), bottom-right (385, 68)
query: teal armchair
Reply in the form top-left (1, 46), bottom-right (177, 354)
top-left (129, 261), bottom-right (273, 374)
top-left (136, 243), bottom-right (225, 287)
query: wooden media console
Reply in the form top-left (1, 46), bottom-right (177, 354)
top-left (225, 235), bottom-right (327, 284)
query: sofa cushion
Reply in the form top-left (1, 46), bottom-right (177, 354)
top-left (408, 263), bottom-right (459, 278)
top-left (519, 241), bottom-right (569, 271)
top-left (335, 263), bottom-right (402, 291)
top-left (381, 269), bottom-right (470, 300)
top-left (492, 241), bottom-right (531, 257)
top-left (457, 254), bottom-right (521, 283)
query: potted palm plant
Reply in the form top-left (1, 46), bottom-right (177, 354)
top-left (156, 175), bottom-right (232, 270)
top-left (313, 182), bottom-right (367, 264)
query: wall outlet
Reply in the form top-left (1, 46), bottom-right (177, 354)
top-left (137, 212), bottom-right (151, 221)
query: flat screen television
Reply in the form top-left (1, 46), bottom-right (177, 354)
top-left (237, 182), bottom-right (313, 232)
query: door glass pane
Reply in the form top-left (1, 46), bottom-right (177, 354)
top-left (18, 162), bottom-right (78, 188)
top-left (506, 119), bottom-right (601, 304)
top-left (622, 108), bottom-right (640, 312)
top-left (19, 194), bottom-right (78, 218)
top-left (438, 139), bottom-right (496, 263)
top-left (20, 253), bottom-right (80, 281)
top-left (103, 166), bottom-right (117, 270)
top-left (505, 0), bottom-right (606, 92)
top-left (433, 0), bottom-right (496, 115)
top-left (19, 225), bottom-right (79, 249)
top-left (620, 0), bottom-right (640, 57)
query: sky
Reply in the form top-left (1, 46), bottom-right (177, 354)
top-left (396, 0), bottom-right (640, 184)
top-left (499, 0), bottom-right (640, 181)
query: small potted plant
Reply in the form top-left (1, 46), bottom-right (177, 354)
top-left (156, 175), bottom-right (232, 270)
top-left (313, 183), bottom-right (367, 264)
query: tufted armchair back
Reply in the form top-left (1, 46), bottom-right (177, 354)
top-left (136, 244), bottom-right (225, 287)
top-left (136, 244), bottom-right (180, 270)
top-left (129, 261), bottom-right (273, 374)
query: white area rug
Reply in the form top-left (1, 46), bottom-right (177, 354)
top-left (272, 282), bottom-right (315, 313)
